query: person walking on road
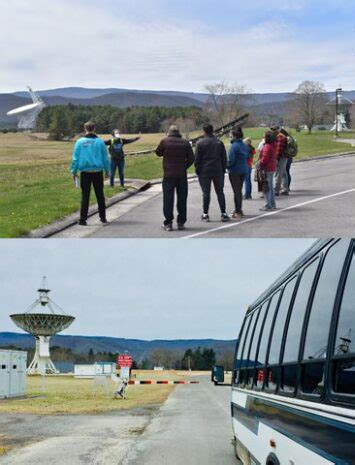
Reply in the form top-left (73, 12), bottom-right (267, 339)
top-left (274, 127), bottom-right (289, 196)
top-left (105, 130), bottom-right (140, 188)
top-left (227, 127), bottom-right (249, 219)
top-left (194, 124), bottom-right (229, 222)
top-left (155, 125), bottom-right (194, 231)
top-left (259, 130), bottom-right (277, 211)
top-left (71, 121), bottom-right (110, 226)
top-left (243, 137), bottom-right (256, 200)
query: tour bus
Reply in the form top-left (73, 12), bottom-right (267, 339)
top-left (232, 239), bottom-right (355, 465)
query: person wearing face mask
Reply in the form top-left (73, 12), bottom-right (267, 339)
top-left (104, 130), bottom-right (140, 188)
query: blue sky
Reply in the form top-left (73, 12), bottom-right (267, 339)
top-left (1, 0), bottom-right (354, 93)
top-left (0, 239), bottom-right (313, 340)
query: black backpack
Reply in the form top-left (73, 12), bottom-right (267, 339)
top-left (110, 138), bottom-right (124, 160)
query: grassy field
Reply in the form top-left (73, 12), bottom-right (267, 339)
top-left (0, 129), bottom-right (354, 238)
top-left (0, 374), bottom-right (177, 415)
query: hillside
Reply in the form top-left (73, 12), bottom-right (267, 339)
top-left (2, 87), bottom-right (354, 128)
top-left (0, 332), bottom-right (236, 360)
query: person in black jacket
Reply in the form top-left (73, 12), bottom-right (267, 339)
top-left (195, 124), bottom-right (229, 222)
top-left (155, 126), bottom-right (194, 231)
top-left (104, 129), bottom-right (140, 188)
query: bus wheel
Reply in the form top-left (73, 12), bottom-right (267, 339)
top-left (266, 453), bottom-right (280, 465)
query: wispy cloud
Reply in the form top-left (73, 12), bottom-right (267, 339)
top-left (0, 0), bottom-right (354, 92)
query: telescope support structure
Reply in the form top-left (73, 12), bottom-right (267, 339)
top-left (27, 335), bottom-right (58, 375)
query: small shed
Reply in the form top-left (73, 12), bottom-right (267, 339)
top-left (0, 350), bottom-right (27, 399)
top-left (74, 362), bottom-right (116, 379)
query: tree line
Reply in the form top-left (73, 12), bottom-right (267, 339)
top-left (1, 344), bottom-right (235, 371)
top-left (36, 104), bottom-right (208, 140)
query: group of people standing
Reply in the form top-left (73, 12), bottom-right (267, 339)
top-left (156, 124), bottom-right (296, 231)
top-left (70, 121), bottom-right (296, 229)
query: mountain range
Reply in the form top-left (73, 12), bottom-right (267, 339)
top-left (1, 86), bottom-right (354, 127)
top-left (0, 332), bottom-right (236, 360)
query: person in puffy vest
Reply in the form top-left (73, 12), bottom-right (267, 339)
top-left (104, 129), bottom-right (140, 188)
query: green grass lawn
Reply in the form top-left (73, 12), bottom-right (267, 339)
top-left (0, 130), bottom-right (354, 238)
top-left (0, 375), bottom-right (174, 415)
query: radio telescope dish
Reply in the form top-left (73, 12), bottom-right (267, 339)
top-left (6, 86), bottom-right (46, 130)
top-left (10, 277), bottom-right (75, 375)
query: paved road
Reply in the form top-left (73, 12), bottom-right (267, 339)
top-left (0, 377), bottom-right (234, 465)
top-left (126, 377), bottom-right (235, 465)
top-left (0, 405), bottom-right (155, 465)
top-left (53, 155), bottom-right (355, 239)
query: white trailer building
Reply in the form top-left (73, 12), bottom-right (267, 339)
top-left (0, 350), bottom-right (27, 399)
top-left (74, 362), bottom-right (116, 379)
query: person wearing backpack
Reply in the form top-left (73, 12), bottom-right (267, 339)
top-left (273, 127), bottom-right (289, 196)
top-left (105, 130), bottom-right (140, 188)
top-left (284, 134), bottom-right (298, 192)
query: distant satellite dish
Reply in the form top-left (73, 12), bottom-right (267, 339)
top-left (6, 86), bottom-right (46, 130)
top-left (7, 102), bottom-right (42, 116)
top-left (10, 277), bottom-right (75, 375)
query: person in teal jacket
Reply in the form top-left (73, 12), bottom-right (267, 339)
top-left (71, 121), bottom-right (110, 226)
top-left (227, 127), bottom-right (249, 219)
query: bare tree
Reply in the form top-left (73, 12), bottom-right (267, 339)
top-left (205, 81), bottom-right (250, 127)
top-left (148, 348), bottom-right (183, 369)
top-left (290, 81), bottom-right (327, 133)
top-left (217, 349), bottom-right (235, 371)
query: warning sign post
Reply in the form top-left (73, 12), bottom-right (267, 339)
top-left (117, 354), bottom-right (133, 379)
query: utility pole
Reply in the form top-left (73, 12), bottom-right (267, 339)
top-left (335, 88), bottom-right (342, 137)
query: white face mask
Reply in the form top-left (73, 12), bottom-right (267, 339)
top-left (114, 132), bottom-right (120, 138)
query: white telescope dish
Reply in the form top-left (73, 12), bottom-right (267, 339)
top-left (10, 277), bottom-right (75, 375)
top-left (7, 102), bottom-right (41, 116)
top-left (6, 86), bottom-right (46, 130)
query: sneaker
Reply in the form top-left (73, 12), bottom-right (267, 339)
top-left (100, 218), bottom-right (108, 224)
top-left (177, 223), bottom-right (186, 231)
top-left (260, 206), bottom-right (272, 212)
top-left (230, 212), bottom-right (243, 220)
top-left (221, 213), bottom-right (230, 222)
top-left (280, 190), bottom-right (289, 196)
top-left (78, 220), bottom-right (87, 226)
top-left (162, 223), bottom-right (173, 232)
top-left (201, 214), bottom-right (210, 222)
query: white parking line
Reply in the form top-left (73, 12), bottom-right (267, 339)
top-left (182, 188), bottom-right (355, 239)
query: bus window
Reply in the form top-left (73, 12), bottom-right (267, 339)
top-left (239, 312), bottom-right (256, 386)
top-left (268, 277), bottom-right (297, 365)
top-left (303, 240), bottom-right (350, 360)
top-left (235, 313), bottom-right (254, 385)
top-left (245, 305), bottom-right (266, 388)
top-left (301, 240), bottom-right (350, 396)
top-left (281, 259), bottom-right (320, 394)
top-left (332, 250), bottom-right (355, 396)
top-left (255, 292), bottom-right (280, 389)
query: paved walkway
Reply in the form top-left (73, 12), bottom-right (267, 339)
top-left (53, 155), bottom-right (355, 238)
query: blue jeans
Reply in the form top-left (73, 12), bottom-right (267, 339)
top-left (285, 158), bottom-right (292, 190)
top-left (264, 172), bottom-right (276, 209)
top-left (244, 166), bottom-right (252, 199)
top-left (275, 157), bottom-right (288, 194)
top-left (110, 158), bottom-right (125, 187)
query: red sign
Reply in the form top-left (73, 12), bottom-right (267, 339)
top-left (117, 354), bottom-right (133, 368)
